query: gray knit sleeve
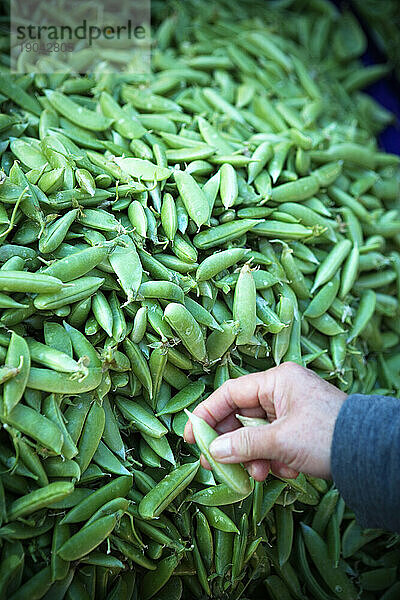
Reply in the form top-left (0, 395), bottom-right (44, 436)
top-left (331, 393), bottom-right (400, 533)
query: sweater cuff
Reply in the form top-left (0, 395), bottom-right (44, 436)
top-left (331, 393), bottom-right (400, 532)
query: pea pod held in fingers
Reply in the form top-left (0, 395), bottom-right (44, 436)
top-left (186, 410), bottom-right (251, 495)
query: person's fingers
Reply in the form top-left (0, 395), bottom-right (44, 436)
top-left (246, 459), bottom-right (270, 481)
top-left (200, 455), bottom-right (212, 470)
top-left (183, 419), bottom-right (195, 444)
top-left (270, 460), bottom-right (298, 479)
top-left (190, 370), bottom-right (278, 430)
top-left (209, 422), bottom-right (283, 463)
top-left (215, 413), bottom-right (242, 434)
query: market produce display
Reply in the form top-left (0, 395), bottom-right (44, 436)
top-left (0, 0), bottom-right (400, 598)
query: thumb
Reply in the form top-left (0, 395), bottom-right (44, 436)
top-left (209, 423), bottom-right (283, 464)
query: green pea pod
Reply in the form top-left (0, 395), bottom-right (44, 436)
top-left (109, 245), bottom-right (142, 303)
top-left (139, 461), bottom-right (200, 519)
top-left (275, 505), bottom-right (294, 567)
top-left (45, 90), bottom-right (113, 131)
top-left (58, 513), bottom-right (118, 561)
top-left (27, 366), bottom-right (102, 394)
top-left (115, 396), bottom-right (166, 438)
top-left (347, 289), bottom-right (376, 343)
top-left (184, 297), bottom-right (223, 331)
top-left (8, 481), bottom-right (74, 521)
top-left (123, 339), bottom-right (153, 398)
top-left (3, 332), bottom-right (30, 415)
top-left (34, 276), bottom-right (104, 310)
top-left (186, 410), bottom-right (251, 495)
top-left (188, 482), bottom-right (252, 506)
top-left (62, 475), bottom-right (132, 524)
top-left (51, 519), bottom-right (71, 582)
top-left (0, 402), bottom-right (63, 454)
top-left (141, 432), bottom-right (176, 466)
top-left (196, 248), bottom-right (248, 282)
top-left (76, 401), bottom-right (105, 474)
top-left (301, 523), bottom-right (357, 600)
top-left (114, 156), bottom-right (171, 181)
top-left (39, 210), bottom-right (78, 254)
top-left (164, 303), bottom-right (207, 363)
top-left (156, 381), bottom-right (205, 415)
top-left (139, 281), bottom-right (184, 304)
top-left (193, 219), bottom-right (262, 249)
top-left (111, 536), bottom-right (156, 570)
top-left (233, 264), bottom-right (256, 345)
top-left (173, 170), bottom-right (209, 228)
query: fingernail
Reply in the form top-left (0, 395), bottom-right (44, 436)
top-left (209, 435), bottom-right (231, 459)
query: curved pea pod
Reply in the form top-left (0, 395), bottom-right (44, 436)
top-left (142, 432), bottom-right (175, 466)
top-left (172, 233), bottom-right (198, 263)
top-left (256, 297), bottom-right (286, 333)
top-left (0, 271), bottom-right (63, 294)
top-left (347, 290), bottom-right (376, 343)
top-left (193, 219), bottom-right (262, 249)
top-left (254, 220), bottom-right (315, 240)
top-left (76, 168), bottom-right (96, 197)
top-left (127, 200), bottom-right (147, 238)
top-left (62, 475), bottom-right (132, 524)
top-left (63, 322), bottom-right (101, 367)
top-left (141, 553), bottom-right (183, 600)
top-left (115, 396), bottom-right (167, 438)
top-left (39, 209), bottom-right (78, 254)
top-left (26, 338), bottom-right (85, 376)
top-left (42, 394), bottom-right (78, 460)
top-left (76, 401), bottom-right (105, 474)
top-left (206, 320), bottom-right (239, 363)
top-left (0, 403), bottom-right (63, 454)
top-left (43, 321), bottom-right (73, 357)
top-left (173, 169), bottom-right (209, 228)
top-left (34, 276), bottom-right (104, 310)
top-left (188, 482), bottom-right (252, 506)
top-left (219, 163), bottom-right (238, 210)
top-left (123, 339), bottom-right (153, 397)
top-left (280, 244), bottom-right (310, 300)
top-left (44, 456), bottom-right (80, 479)
top-left (100, 91), bottom-right (145, 139)
top-left (7, 481), bottom-right (74, 521)
top-left (111, 536), bottom-right (156, 570)
top-left (10, 138), bottom-right (48, 171)
top-left (3, 332), bottom-right (30, 415)
top-left (27, 365), bottom-right (102, 394)
top-left (181, 297), bottom-right (219, 332)
top-left (339, 245), bottom-right (359, 300)
top-left (42, 245), bottom-right (109, 283)
top-left (156, 381), bottom-right (205, 416)
top-left (139, 461), bottom-right (199, 519)
top-left (130, 306), bottom-right (147, 344)
top-left (196, 248), bottom-right (248, 282)
top-left (301, 523), bottom-right (357, 600)
top-left (307, 313), bottom-right (345, 336)
top-left (92, 291), bottom-right (113, 337)
top-left (58, 513), bottom-right (118, 561)
top-left (114, 156), bottom-right (171, 181)
top-left (311, 240), bottom-right (352, 293)
top-left (271, 175), bottom-right (320, 203)
top-left (148, 346), bottom-right (168, 409)
top-left (138, 281), bottom-right (184, 304)
top-left (7, 565), bottom-right (52, 600)
top-left (304, 273), bottom-right (340, 319)
top-left (164, 303), bottom-right (207, 363)
top-left (160, 193), bottom-right (178, 242)
top-left (45, 90), bottom-right (113, 131)
top-left (233, 264), bottom-right (256, 345)
top-left (186, 410), bottom-right (251, 495)
top-left (201, 506), bottom-right (239, 534)
top-left (109, 245), bottom-right (142, 303)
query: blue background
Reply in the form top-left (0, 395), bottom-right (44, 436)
top-left (333, 1), bottom-right (400, 155)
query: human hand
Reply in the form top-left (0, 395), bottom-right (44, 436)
top-left (184, 362), bottom-right (347, 481)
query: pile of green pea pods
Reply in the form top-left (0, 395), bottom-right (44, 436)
top-left (0, 0), bottom-right (399, 598)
